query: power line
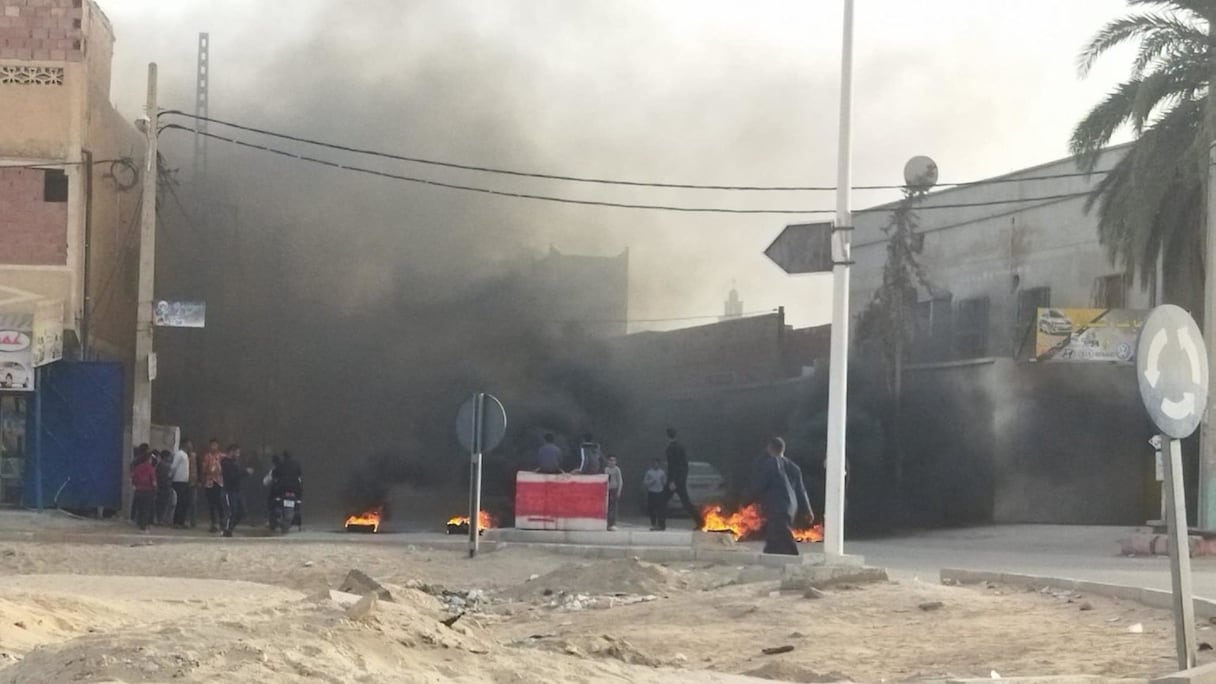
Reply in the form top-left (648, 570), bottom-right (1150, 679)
top-left (160, 110), bottom-right (1112, 192)
top-left (163, 124), bottom-right (1097, 215)
top-left (0, 158), bottom-right (131, 171)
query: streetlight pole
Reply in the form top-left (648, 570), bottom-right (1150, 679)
top-left (131, 63), bottom-right (158, 501)
top-left (824, 0), bottom-right (854, 559)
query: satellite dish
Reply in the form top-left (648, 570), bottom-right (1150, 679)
top-left (903, 155), bottom-right (939, 190)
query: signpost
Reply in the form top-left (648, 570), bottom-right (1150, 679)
top-left (456, 392), bottom-right (506, 558)
top-left (764, 222), bottom-right (835, 275)
top-left (1136, 305), bottom-right (1210, 670)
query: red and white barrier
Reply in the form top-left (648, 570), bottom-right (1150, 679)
top-left (515, 472), bottom-right (607, 531)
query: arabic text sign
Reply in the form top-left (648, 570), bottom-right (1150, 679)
top-left (1034, 308), bottom-right (1147, 363)
top-left (32, 298), bottom-right (63, 367)
top-left (153, 300), bottom-right (206, 328)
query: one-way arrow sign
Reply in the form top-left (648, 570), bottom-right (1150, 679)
top-left (764, 221), bottom-right (835, 274)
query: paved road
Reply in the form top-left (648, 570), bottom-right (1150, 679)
top-left (850, 524), bottom-right (1216, 598)
top-left (5, 511), bottom-right (1216, 598)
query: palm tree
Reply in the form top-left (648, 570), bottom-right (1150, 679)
top-left (1070, 0), bottom-right (1210, 304)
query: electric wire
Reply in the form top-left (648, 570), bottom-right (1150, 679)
top-left (160, 110), bottom-right (1112, 192)
top-left (162, 124), bottom-right (1096, 216)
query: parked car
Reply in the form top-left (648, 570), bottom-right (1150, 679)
top-left (0, 361), bottom-right (30, 389)
top-left (1037, 309), bottom-right (1073, 336)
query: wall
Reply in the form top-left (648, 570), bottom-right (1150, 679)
top-left (850, 147), bottom-right (1149, 361)
top-left (0, 167), bottom-right (67, 264)
top-left (606, 312), bottom-right (829, 398)
top-left (900, 358), bottom-right (1153, 525)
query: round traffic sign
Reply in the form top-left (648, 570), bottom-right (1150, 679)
top-left (1136, 305), bottom-right (1209, 439)
top-left (456, 393), bottom-right (507, 453)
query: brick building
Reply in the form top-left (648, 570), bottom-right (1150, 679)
top-left (0, 0), bottom-right (144, 508)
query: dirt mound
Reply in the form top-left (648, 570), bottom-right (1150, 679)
top-left (0, 575), bottom-right (760, 684)
top-left (519, 634), bottom-right (668, 668)
top-left (500, 557), bottom-right (687, 601)
top-left (742, 660), bottom-right (851, 683)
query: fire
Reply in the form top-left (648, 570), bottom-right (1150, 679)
top-left (344, 506), bottom-right (383, 533)
top-left (700, 503), bottom-right (823, 543)
top-left (446, 510), bottom-right (496, 530)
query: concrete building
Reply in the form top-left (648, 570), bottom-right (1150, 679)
top-left (848, 147), bottom-right (1161, 526)
top-left (0, 0), bottom-right (143, 509)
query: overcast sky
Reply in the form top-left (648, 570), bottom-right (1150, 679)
top-left (99, 0), bottom-right (1133, 329)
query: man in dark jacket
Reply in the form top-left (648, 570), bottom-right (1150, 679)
top-left (664, 428), bottom-right (703, 529)
top-left (751, 436), bottom-right (814, 556)
top-left (221, 444), bottom-right (250, 538)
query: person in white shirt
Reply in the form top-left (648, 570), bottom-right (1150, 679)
top-left (171, 439), bottom-right (193, 529)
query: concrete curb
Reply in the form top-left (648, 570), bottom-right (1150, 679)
top-left (0, 529), bottom-right (485, 551)
top-left (493, 540), bottom-right (864, 568)
top-left (940, 568), bottom-right (1216, 619)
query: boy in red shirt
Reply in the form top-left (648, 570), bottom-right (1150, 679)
top-left (131, 449), bottom-right (157, 532)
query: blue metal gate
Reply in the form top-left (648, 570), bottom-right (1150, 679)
top-left (24, 362), bottom-right (123, 511)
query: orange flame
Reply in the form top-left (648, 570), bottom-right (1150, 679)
top-left (344, 506), bottom-right (383, 532)
top-left (446, 510), bottom-right (496, 529)
top-left (701, 503), bottom-right (823, 543)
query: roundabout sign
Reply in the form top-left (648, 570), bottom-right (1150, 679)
top-left (1136, 305), bottom-right (1208, 439)
top-left (1135, 304), bottom-right (1209, 669)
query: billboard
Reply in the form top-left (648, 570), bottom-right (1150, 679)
top-left (154, 300), bottom-right (206, 328)
top-left (0, 313), bottom-right (34, 391)
top-left (1035, 308), bottom-right (1147, 363)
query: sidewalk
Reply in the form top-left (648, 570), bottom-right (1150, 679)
top-left (851, 524), bottom-right (1216, 598)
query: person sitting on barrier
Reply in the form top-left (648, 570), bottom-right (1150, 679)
top-left (536, 433), bottom-right (563, 474)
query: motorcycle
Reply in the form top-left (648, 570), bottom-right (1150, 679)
top-left (272, 489), bottom-right (301, 534)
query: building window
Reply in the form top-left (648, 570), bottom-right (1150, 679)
top-left (955, 297), bottom-right (989, 359)
top-left (0, 66), bottom-right (65, 86)
top-left (912, 296), bottom-right (953, 362)
top-left (43, 170), bottom-right (68, 203)
top-left (1093, 274), bottom-right (1130, 309)
top-left (1015, 287), bottom-right (1050, 356)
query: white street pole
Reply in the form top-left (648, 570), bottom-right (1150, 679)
top-left (131, 63), bottom-right (158, 491)
top-left (824, 0), bottom-right (854, 559)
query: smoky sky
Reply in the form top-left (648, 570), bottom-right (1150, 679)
top-left (90, 0), bottom-right (1143, 518)
top-left (103, 0), bottom-right (1133, 329)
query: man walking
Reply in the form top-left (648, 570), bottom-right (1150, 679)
top-left (220, 444), bottom-right (250, 538)
top-left (751, 436), bottom-right (814, 556)
top-left (664, 428), bottom-right (703, 529)
top-left (201, 439), bottom-right (225, 533)
top-left (170, 438), bottom-right (192, 528)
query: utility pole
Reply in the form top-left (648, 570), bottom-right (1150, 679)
top-left (131, 63), bottom-right (158, 489)
top-left (824, 0), bottom-right (855, 559)
top-left (1201, 16), bottom-right (1216, 531)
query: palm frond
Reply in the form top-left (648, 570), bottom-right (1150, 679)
top-left (1131, 29), bottom-right (1207, 75)
top-left (1079, 12), bottom-right (1206, 76)
top-left (1071, 80), bottom-right (1147, 166)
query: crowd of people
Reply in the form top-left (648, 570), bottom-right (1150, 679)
top-left (531, 427), bottom-right (706, 533)
top-left (129, 438), bottom-right (303, 537)
top-left (532, 427), bottom-right (816, 555)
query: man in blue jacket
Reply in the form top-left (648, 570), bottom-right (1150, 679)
top-left (751, 436), bottom-right (814, 556)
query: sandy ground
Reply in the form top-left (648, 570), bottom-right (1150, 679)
top-left (0, 535), bottom-right (1208, 683)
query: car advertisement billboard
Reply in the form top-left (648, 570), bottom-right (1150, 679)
top-left (0, 313), bottom-right (34, 391)
top-left (1035, 308), bottom-right (1147, 363)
